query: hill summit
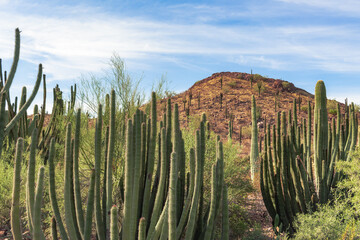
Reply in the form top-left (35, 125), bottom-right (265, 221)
top-left (156, 72), bottom-right (319, 155)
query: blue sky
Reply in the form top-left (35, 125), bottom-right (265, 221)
top-left (1, 0), bottom-right (360, 111)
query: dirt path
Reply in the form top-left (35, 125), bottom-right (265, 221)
top-left (243, 192), bottom-right (275, 239)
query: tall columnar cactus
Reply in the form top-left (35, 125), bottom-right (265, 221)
top-left (11, 138), bottom-right (23, 240)
top-left (228, 119), bottom-right (233, 140)
top-left (260, 80), bottom-right (358, 234)
top-left (250, 95), bottom-right (259, 183)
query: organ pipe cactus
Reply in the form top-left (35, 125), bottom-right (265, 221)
top-left (11, 138), bottom-right (23, 240)
top-left (9, 91), bottom-right (229, 239)
top-left (250, 95), bottom-right (259, 183)
top-left (260, 80), bottom-right (358, 234)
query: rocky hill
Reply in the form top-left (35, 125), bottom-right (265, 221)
top-left (156, 72), bottom-right (332, 156)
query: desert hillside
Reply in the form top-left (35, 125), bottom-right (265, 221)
top-left (156, 72), bottom-right (326, 156)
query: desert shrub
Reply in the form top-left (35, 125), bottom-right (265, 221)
top-left (292, 201), bottom-right (353, 240)
top-left (253, 80), bottom-right (266, 96)
top-left (253, 74), bottom-right (264, 81)
top-left (282, 81), bottom-right (291, 89)
top-left (292, 147), bottom-right (360, 239)
top-left (242, 125), bottom-right (252, 139)
top-left (327, 99), bottom-right (338, 116)
top-left (228, 201), bottom-right (249, 237)
top-left (301, 105), bottom-right (308, 113)
top-left (223, 85), bottom-right (231, 94)
top-left (227, 80), bottom-right (237, 88)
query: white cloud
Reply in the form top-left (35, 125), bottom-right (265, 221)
top-left (0, 1), bottom-right (360, 87)
top-left (278, 0), bottom-right (360, 15)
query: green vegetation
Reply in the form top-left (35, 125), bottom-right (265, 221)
top-left (253, 80), bottom-right (266, 96)
top-left (282, 81), bottom-right (291, 89)
top-left (227, 80), bottom-right (237, 88)
top-left (327, 98), bottom-right (338, 116)
top-left (291, 146), bottom-right (360, 239)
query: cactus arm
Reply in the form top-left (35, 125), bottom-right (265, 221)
top-left (94, 104), bottom-right (106, 239)
top-left (2, 28), bottom-right (20, 94)
top-left (48, 138), bottom-right (69, 240)
top-left (63, 124), bottom-right (78, 239)
top-left (5, 64), bottom-right (42, 135)
top-left (73, 109), bottom-right (85, 236)
top-left (0, 93), bottom-right (7, 155)
top-left (184, 131), bottom-right (201, 240)
top-left (250, 95), bottom-right (259, 182)
top-left (26, 128), bottom-right (38, 233)
top-left (148, 128), bottom-right (167, 235)
top-left (33, 166), bottom-right (46, 240)
top-left (175, 148), bottom-right (195, 239)
top-left (36, 74), bottom-right (46, 141)
top-left (147, 198), bottom-right (168, 240)
top-left (138, 217), bottom-right (146, 240)
top-left (106, 90), bottom-right (115, 230)
top-left (203, 164), bottom-right (218, 240)
top-left (168, 152), bottom-right (178, 240)
top-left (221, 185), bottom-right (229, 240)
top-left (110, 206), bottom-right (119, 240)
top-left (122, 119), bottom-right (134, 240)
top-left (11, 138), bottom-right (23, 240)
top-left (51, 217), bottom-right (59, 240)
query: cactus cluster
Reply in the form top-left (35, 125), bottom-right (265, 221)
top-left (9, 89), bottom-right (229, 239)
top-left (38, 83), bottom-right (77, 161)
top-left (259, 80), bottom-right (358, 233)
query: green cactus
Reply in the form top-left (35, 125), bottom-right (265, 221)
top-left (33, 166), bottom-right (45, 240)
top-left (8, 89), bottom-right (229, 240)
top-left (51, 217), bottom-right (58, 240)
top-left (110, 206), bottom-right (119, 240)
top-left (0, 29), bottom-right (43, 156)
top-left (11, 138), bottom-right (23, 240)
top-left (106, 89), bottom-right (116, 230)
top-left (48, 138), bottom-right (69, 240)
top-left (260, 80), bottom-right (358, 234)
top-left (250, 95), bottom-right (259, 183)
top-left (169, 152), bottom-right (178, 240)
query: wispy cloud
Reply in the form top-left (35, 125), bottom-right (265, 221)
top-left (278, 0), bottom-right (360, 15)
top-left (0, 0), bottom-right (359, 102)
